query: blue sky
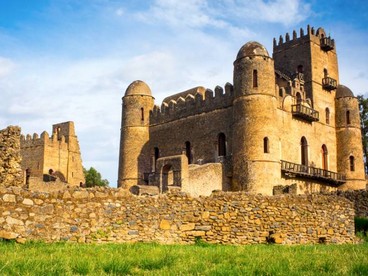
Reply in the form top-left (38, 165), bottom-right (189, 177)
top-left (1, 0), bottom-right (367, 186)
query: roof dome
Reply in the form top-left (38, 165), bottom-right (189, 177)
top-left (336, 84), bottom-right (354, 98)
top-left (125, 80), bottom-right (152, 96)
top-left (236, 41), bottom-right (270, 60)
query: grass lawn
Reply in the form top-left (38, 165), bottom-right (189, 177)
top-left (0, 240), bottom-right (368, 275)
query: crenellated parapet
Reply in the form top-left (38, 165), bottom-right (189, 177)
top-left (273, 25), bottom-right (335, 53)
top-left (20, 131), bottom-right (69, 150)
top-left (150, 83), bottom-right (234, 125)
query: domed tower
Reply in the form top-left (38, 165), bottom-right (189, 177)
top-left (335, 85), bottom-right (366, 189)
top-left (232, 41), bottom-right (280, 194)
top-left (118, 80), bottom-right (154, 189)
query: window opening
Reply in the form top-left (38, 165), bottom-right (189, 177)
top-left (346, 110), bottom-right (351, 125)
top-left (301, 137), bottom-right (308, 168)
top-left (325, 108), bottom-right (330, 124)
top-left (263, 137), bottom-right (269, 153)
top-left (350, 156), bottom-right (355, 171)
top-left (322, 145), bottom-right (328, 171)
top-left (141, 108), bottom-right (144, 121)
top-left (253, 70), bottom-right (258, 88)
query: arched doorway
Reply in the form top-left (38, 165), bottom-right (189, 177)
top-left (218, 133), bottom-right (226, 157)
top-left (161, 164), bottom-right (174, 192)
top-left (301, 137), bottom-right (308, 171)
top-left (322, 144), bottom-right (328, 170)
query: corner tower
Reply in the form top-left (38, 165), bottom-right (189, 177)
top-left (232, 42), bottom-right (280, 194)
top-left (118, 80), bottom-right (154, 189)
top-left (335, 85), bottom-right (366, 189)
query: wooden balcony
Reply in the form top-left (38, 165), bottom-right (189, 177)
top-left (322, 77), bottom-right (337, 91)
top-left (292, 104), bottom-right (319, 122)
top-left (281, 160), bottom-right (346, 185)
top-left (320, 37), bottom-right (335, 51)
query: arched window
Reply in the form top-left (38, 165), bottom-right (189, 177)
top-left (263, 137), bottom-right (269, 153)
top-left (185, 141), bottom-right (192, 164)
top-left (253, 70), bottom-right (258, 88)
top-left (301, 137), bottom-right (308, 167)
top-left (296, 92), bottom-right (302, 104)
top-left (141, 108), bottom-right (144, 121)
top-left (322, 145), bottom-right (328, 170)
top-left (325, 108), bottom-right (330, 124)
top-left (346, 110), bottom-right (351, 125)
top-left (350, 156), bottom-right (355, 171)
top-left (218, 133), bottom-right (226, 157)
top-left (324, 68), bottom-right (328, 77)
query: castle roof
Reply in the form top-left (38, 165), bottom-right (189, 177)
top-left (163, 86), bottom-right (206, 104)
top-left (236, 41), bottom-right (270, 60)
top-left (125, 80), bottom-right (152, 97)
top-left (336, 84), bottom-right (354, 98)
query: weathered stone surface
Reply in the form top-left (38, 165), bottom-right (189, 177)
top-left (0, 230), bottom-right (19, 240)
top-left (3, 194), bottom-right (16, 202)
top-left (0, 186), bottom-right (364, 245)
top-left (22, 198), bottom-right (34, 206)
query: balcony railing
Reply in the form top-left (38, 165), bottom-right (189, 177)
top-left (320, 37), bottom-right (335, 51)
top-left (292, 104), bottom-right (319, 122)
top-left (281, 160), bottom-right (346, 185)
top-left (322, 77), bottom-right (337, 91)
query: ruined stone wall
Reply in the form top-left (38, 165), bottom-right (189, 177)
top-left (0, 126), bottom-right (23, 187)
top-left (0, 187), bottom-right (355, 244)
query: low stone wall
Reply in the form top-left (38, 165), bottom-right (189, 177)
top-left (0, 186), bottom-right (355, 244)
top-left (338, 190), bottom-right (368, 218)
top-left (0, 126), bottom-right (23, 187)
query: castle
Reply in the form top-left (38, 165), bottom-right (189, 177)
top-left (20, 121), bottom-right (85, 187)
top-left (118, 25), bottom-right (366, 196)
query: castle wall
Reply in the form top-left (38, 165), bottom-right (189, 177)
top-left (0, 187), bottom-right (356, 245)
top-left (0, 126), bottom-right (23, 187)
top-left (148, 103), bottom-right (233, 166)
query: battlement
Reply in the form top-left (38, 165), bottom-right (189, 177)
top-left (150, 83), bottom-right (234, 125)
top-left (273, 25), bottom-right (334, 53)
top-left (20, 131), bottom-right (69, 149)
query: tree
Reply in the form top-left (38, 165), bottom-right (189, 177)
top-left (358, 95), bottom-right (368, 173)
top-left (83, 167), bottom-right (109, 187)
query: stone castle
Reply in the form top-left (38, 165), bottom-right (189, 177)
top-left (118, 25), bottom-right (366, 196)
top-left (20, 121), bottom-right (85, 187)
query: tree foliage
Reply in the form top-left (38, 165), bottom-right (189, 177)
top-left (83, 167), bottom-right (109, 187)
top-left (358, 95), bottom-right (368, 173)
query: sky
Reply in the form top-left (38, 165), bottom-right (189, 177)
top-left (1, 0), bottom-right (367, 186)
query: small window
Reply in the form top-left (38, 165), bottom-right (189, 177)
top-left (154, 147), bottom-right (160, 161)
top-left (263, 137), bottom-right (269, 153)
top-left (279, 89), bottom-right (283, 97)
top-left (141, 108), bottom-right (144, 121)
top-left (325, 108), bottom-right (330, 124)
top-left (253, 70), bottom-right (258, 88)
top-left (322, 145), bottom-right (328, 170)
top-left (346, 110), bottom-right (351, 125)
top-left (350, 156), bottom-right (355, 171)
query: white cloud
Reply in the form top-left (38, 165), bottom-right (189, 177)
top-left (0, 57), bottom-right (16, 77)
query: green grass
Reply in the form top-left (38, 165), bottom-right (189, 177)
top-left (0, 241), bottom-right (368, 275)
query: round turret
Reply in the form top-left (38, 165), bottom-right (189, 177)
top-left (233, 41), bottom-right (275, 98)
top-left (232, 41), bottom-right (280, 194)
top-left (335, 84), bottom-right (365, 189)
top-left (118, 80), bottom-right (154, 189)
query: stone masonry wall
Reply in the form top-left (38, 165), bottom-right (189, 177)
top-left (0, 126), bottom-right (23, 187)
top-left (338, 190), bottom-right (368, 218)
top-left (0, 186), bottom-right (355, 244)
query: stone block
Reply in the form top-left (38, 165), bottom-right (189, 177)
top-left (0, 230), bottom-right (18, 240)
top-left (3, 194), bottom-right (16, 203)
top-left (22, 198), bottom-right (34, 206)
top-left (160, 219), bottom-right (171, 230)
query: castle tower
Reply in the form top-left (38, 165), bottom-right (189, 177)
top-left (335, 85), bottom-right (366, 189)
top-left (118, 80), bottom-right (154, 189)
top-left (273, 26), bottom-right (338, 119)
top-left (232, 42), bottom-right (280, 194)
